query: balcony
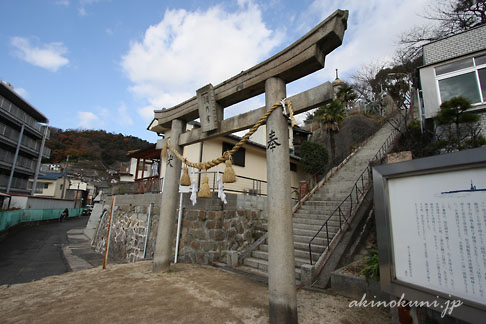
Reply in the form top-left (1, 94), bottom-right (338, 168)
top-left (0, 96), bottom-right (43, 137)
top-left (0, 121), bottom-right (49, 158)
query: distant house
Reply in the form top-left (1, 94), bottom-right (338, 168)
top-left (121, 147), bottom-right (160, 183)
top-left (0, 81), bottom-right (50, 194)
top-left (29, 172), bottom-right (64, 198)
top-left (66, 179), bottom-right (95, 207)
top-left (417, 24), bottom-right (486, 132)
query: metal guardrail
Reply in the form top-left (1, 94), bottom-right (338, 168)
top-left (308, 126), bottom-right (401, 265)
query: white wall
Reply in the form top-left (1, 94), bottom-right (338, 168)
top-left (3, 196), bottom-right (75, 209)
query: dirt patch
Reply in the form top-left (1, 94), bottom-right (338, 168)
top-left (339, 259), bottom-right (367, 276)
top-left (0, 262), bottom-right (390, 323)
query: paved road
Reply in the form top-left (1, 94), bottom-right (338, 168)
top-left (0, 216), bottom-right (90, 286)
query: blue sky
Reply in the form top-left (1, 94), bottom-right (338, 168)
top-left (0, 0), bottom-right (429, 142)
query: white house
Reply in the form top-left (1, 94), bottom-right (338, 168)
top-left (418, 24), bottom-right (486, 132)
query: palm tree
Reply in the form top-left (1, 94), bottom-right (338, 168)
top-left (336, 84), bottom-right (357, 110)
top-left (313, 99), bottom-right (346, 163)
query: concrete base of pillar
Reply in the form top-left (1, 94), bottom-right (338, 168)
top-left (269, 301), bottom-right (298, 324)
top-left (152, 259), bottom-right (170, 273)
top-left (226, 251), bottom-right (239, 267)
top-left (300, 263), bottom-right (314, 287)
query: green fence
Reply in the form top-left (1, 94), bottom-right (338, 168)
top-left (0, 208), bottom-right (85, 232)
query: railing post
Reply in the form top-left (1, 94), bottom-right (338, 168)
top-left (309, 242), bottom-right (313, 265)
top-left (326, 223), bottom-right (329, 247)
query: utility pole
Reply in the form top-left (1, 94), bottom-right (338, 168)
top-left (31, 125), bottom-right (49, 195)
top-left (61, 155), bottom-right (69, 199)
top-left (7, 125), bottom-right (24, 193)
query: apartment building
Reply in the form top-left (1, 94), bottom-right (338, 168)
top-left (0, 81), bottom-right (50, 194)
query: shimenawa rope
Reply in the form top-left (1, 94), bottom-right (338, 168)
top-left (163, 100), bottom-right (295, 171)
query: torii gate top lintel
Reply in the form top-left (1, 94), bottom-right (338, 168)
top-left (152, 9), bottom-right (348, 132)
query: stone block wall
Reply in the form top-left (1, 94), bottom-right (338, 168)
top-left (91, 192), bottom-right (266, 265)
top-left (177, 209), bottom-right (265, 264)
top-left (423, 24), bottom-right (486, 65)
top-left (93, 194), bottom-right (160, 263)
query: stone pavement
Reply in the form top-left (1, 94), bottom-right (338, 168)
top-left (63, 227), bottom-right (104, 272)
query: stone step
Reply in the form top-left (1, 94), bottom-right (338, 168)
top-left (326, 172), bottom-right (367, 181)
top-left (259, 242), bottom-right (326, 255)
top-left (294, 233), bottom-right (337, 246)
top-left (293, 210), bottom-right (351, 222)
top-left (259, 245), bottom-right (319, 262)
top-left (243, 257), bottom-right (302, 280)
top-left (293, 207), bottom-right (338, 215)
top-left (294, 226), bottom-right (341, 238)
top-left (293, 217), bottom-right (340, 226)
top-left (293, 220), bottom-right (343, 232)
top-left (240, 122), bottom-right (398, 282)
top-left (251, 250), bottom-right (311, 268)
top-left (293, 241), bottom-right (326, 255)
top-left (297, 203), bottom-right (351, 212)
top-left (299, 200), bottom-right (351, 206)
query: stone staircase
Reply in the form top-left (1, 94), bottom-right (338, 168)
top-left (239, 121), bottom-right (398, 281)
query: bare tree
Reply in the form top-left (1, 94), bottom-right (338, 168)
top-left (399, 0), bottom-right (486, 60)
top-left (351, 61), bottom-right (390, 115)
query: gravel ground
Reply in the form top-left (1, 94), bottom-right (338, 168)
top-left (0, 261), bottom-right (391, 324)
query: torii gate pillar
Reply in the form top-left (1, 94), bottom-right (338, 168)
top-left (153, 119), bottom-right (185, 273)
top-left (265, 77), bottom-right (298, 323)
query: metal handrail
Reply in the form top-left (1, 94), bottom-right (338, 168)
top-left (307, 166), bottom-right (372, 264)
top-left (307, 126), bottom-right (400, 265)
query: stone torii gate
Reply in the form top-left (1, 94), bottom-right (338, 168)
top-left (150, 10), bottom-right (348, 324)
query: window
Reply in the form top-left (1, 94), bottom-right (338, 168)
top-left (435, 54), bottom-right (486, 105)
top-left (290, 162), bottom-right (297, 172)
top-left (222, 142), bottom-right (245, 167)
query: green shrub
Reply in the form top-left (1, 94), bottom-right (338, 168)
top-left (300, 141), bottom-right (329, 175)
top-left (359, 249), bottom-right (380, 283)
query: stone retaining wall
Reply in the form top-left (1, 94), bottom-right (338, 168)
top-left (177, 209), bottom-right (265, 264)
top-left (92, 193), bottom-right (266, 265)
top-left (93, 194), bottom-right (160, 262)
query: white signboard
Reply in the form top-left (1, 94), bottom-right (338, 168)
top-left (388, 167), bottom-right (486, 305)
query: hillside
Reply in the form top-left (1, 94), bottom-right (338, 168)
top-left (46, 128), bottom-right (152, 166)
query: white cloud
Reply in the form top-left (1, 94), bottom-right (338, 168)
top-left (78, 0), bottom-right (109, 16)
top-left (55, 0), bottom-right (69, 6)
top-left (122, 1), bottom-right (283, 117)
top-left (300, 0), bottom-right (430, 81)
top-left (117, 104), bottom-right (133, 126)
top-left (138, 105), bottom-right (156, 123)
top-left (10, 37), bottom-right (69, 72)
top-left (77, 111), bottom-right (104, 129)
top-left (14, 88), bottom-right (29, 99)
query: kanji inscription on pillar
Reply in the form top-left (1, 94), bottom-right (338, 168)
top-left (167, 154), bottom-right (174, 168)
top-left (267, 129), bottom-right (281, 152)
top-left (197, 84), bottom-right (220, 133)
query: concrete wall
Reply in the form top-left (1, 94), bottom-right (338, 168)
top-left (4, 195), bottom-right (75, 210)
top-left (91, 192), bottom-right (267, 264)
